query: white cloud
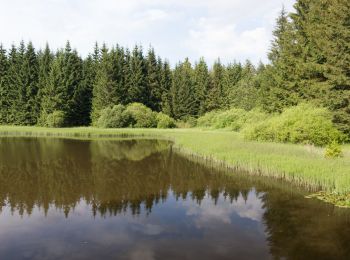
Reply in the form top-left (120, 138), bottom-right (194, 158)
top-left (184, 190), bottom-right (265, 228)
top-left (0, 0), bottom-right (296, 64)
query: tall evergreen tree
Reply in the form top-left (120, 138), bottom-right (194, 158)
top-left (206, 59), bottom-right (225, 111)
top-left (159, 60), bottom-right (172, 115)
top-left (37, 44), bottom-right (54, 125)
top-left (22, 42), bottom-right (39, 125)
top-left (0, 45), bottom-right (9, 124)
top-left (146, 47), bottom-right (161, 111)
top-left (193, 58), bottom-right (210, 115)
top-left (170, 58), bottom-right (196, 119)
top-left (127, 46), bottom-right (148, 104)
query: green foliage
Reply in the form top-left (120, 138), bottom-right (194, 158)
top-left (156, 112), bottom-right (176, 129)
top-left (45, 111), bottom-right (65, 128)
top-left (244, 104), bottom-right (344, 146)
top-left (197, 110), bottom-right (220, 128)
top-left (325, 141), bottom-right (343, 158)
top-left (96, 105), bottom-right (132, 128)
top-left (197, 108), bottom-right (268, 131)
top-left (125, 103), bottom-right (157, 128)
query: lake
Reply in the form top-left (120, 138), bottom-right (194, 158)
top-left (0, 138), bottom-right (349, 260)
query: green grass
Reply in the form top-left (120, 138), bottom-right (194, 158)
top-left (0, 126), bottom-right (349, 205)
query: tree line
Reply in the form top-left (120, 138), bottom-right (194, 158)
top-left (0, 0), bottom-right (349, 136)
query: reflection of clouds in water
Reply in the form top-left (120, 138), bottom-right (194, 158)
top-left (129, 244), bottom-right (155, 260)
top-left (184, 190), bottom-right (265, 228)
top-left (132, 223), bottom-right (164, 236)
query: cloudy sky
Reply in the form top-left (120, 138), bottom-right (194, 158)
top-left (0, 0), bottom-right (296, 65)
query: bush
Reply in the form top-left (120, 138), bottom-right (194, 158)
top-left (231, 109), bottom-right (270, 131)
top-left (243, 103), bottom-right (344, 146)
top-left (212, 109), bottom-right (246, 129)
top-left (125, 103), bottom-right (157, 128)
top-left (197, 111), bottom-right (220, 128)
top-left (325, 141), bottom-right (343, 158)
top-left (96, 105), bottom-right (132, 128)
top-left (156, 113), bottom-right (176, 129)
top-left (196, 108), bottom-right (268, 131)
top-left (46, 111), bottom-right (65, 128)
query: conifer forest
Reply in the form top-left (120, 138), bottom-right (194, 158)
top-left (0, 0), bottom-right (349, 139)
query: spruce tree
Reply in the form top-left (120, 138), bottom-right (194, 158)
top-left (193, 58), bottom-right (210, 115)
top-left (170, 58), bottom-right (196, 119)
top-left (127, 46), bottom-right (148, 105)
top-left (37, 44), bottom-right (54, 125)
top-left (159, 60), bottom-right (172, 115)
top-left (22, 42), bottom-right (39, 125)
top-left (0, 45), bottom-right (9, 124)
top-left (207, 59), bottom-right (225, 111)
top-left (146, 47), bottom-right (161, 111)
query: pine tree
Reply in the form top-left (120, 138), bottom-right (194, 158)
top-left (22, 42), bottom-right (39, 125)
top-left (0, 45), bottom-right (9, 124)
top-left (71, 55), bottom-right (94, 126)
top-left (6, 45), bottom-right (19, 124)
top-left (193, 58), bottom-right (210, 115)
top-left (127, 46), bottom-right (148, 105)
top-left (206, 59), bottom-right (225, 111)
top-left (229, 60), bottom-right (258, 110)
top-left (37, 44), bottom-right (54, 125)
top-left (146, 47), bottom-right (161, 111)
top-left (222, 62), bottom-right (243, 109)
top-left (91, 44), bottom-right (125, 124)
top-left (287, 0), bottom-right (350, 135)
top-left (170, 58), bottom-right (196, 119)
top-left (159, 60), bottom-right (172, 115)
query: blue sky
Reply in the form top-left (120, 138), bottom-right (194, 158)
top-left (0, 0), bottom-right (296, 65)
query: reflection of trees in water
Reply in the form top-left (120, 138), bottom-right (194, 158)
top-left (1, 138), bottom-right (350, 258)
top-left (260, 187), bottom-right (350, 259)
top-left (0, 138), bottom-right (253, 217)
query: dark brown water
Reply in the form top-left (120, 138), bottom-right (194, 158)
top-left (0, 138), bottom-right (349, 260)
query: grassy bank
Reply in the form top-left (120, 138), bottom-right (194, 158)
top-left (0, 126), bottom-right (349, 206)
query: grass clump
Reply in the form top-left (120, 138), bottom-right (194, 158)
top-left (243, 103), bottom-right (344, 146)
top-left (325, 141), bottom-right (343, 158)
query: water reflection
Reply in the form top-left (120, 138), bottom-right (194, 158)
top-left (0, 138), bottom-right (349, 259)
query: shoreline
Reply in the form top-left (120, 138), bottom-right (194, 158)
top-left (0, 126), bottom-right (349, 208)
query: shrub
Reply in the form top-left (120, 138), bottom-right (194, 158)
top-left (197, 108), bottom-right (268, 131)
top-left (156, 113), bottom-right (176, 129)
top-left (231, 109), bottom-right (270, 131)
top-left (96, 105), bottom-right (132, 128)
top-left (46, 111), bottom-right (65, 128)
top-left (213, 109), bottom-right (247, 129)
top-left (125, 103), bottom-right (157, 128)
top-left (325, 141), bottom-right (343, 158)
top-left (243, 103), bottom-right (344, 146)
top-left (197, 111), bottom-right (220, 128)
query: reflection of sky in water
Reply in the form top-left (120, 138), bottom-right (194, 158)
top-left (0, 189), bottom-right (270, 260)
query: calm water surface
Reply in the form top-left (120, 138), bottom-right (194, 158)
top-left (0, 138), bottom-right (349, 260)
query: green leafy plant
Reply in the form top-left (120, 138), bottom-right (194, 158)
top-left (156, 113), bottom-right (176, 129)
top-left (125, 103), bottom-right (157, 128)
top-left (45, 111), bottom-right (65, 128)
top-left (325, 141), bottom-right (343, 158)
top-left (96, 105), bottom-right (132, 128)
